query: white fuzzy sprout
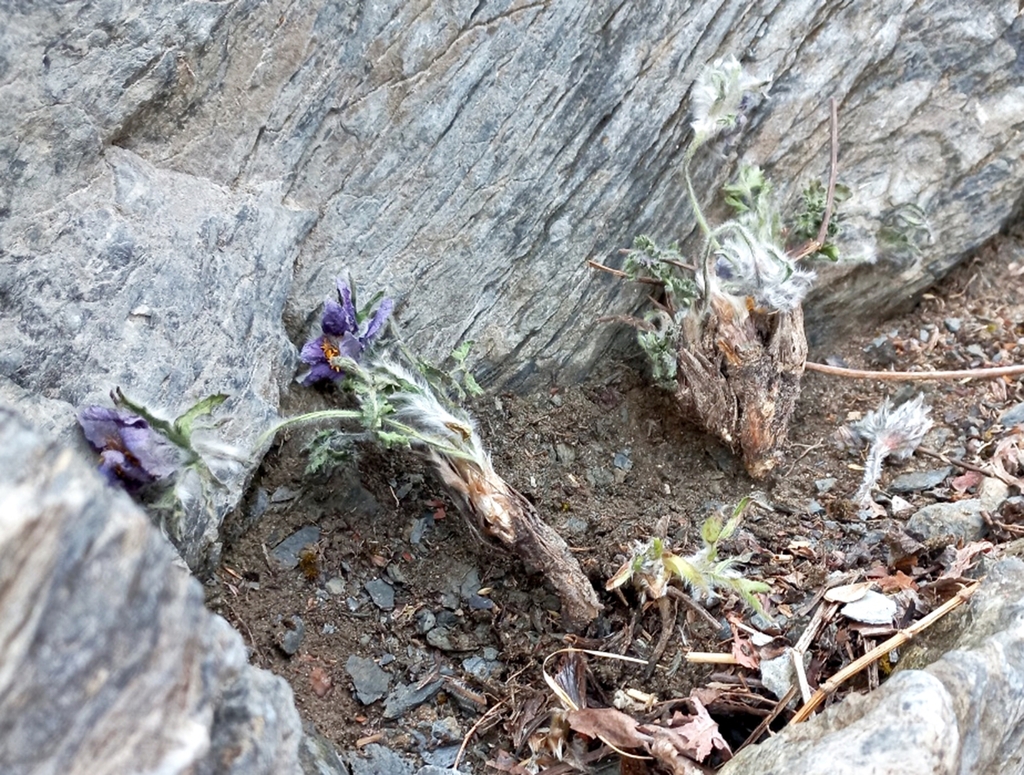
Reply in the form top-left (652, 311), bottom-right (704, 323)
top-left (851, 394), bottom-right (933, 506)
top-left (690, 56), bottom-right (770, 145)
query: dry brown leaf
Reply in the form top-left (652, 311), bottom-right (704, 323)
top-left (951, 469), bottom-right (984, 493)
top-left (641, 698), bottom-right (730, 763)
top-left (567, 707), bottom-right (652, 751)
top-left (648, 737), bottom-right (706, 775)
top-left (309, 666), bottom-right (332, 698)
top-left (825, 581), bottom-right (873, 603)
top-left (728, 626), bottom-right (759, 669)
top-left (938, 540), bottom-right (994, 580)
top-left (874, 570), bottom-right (918, 594)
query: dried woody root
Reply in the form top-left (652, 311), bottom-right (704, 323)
top-left (430, 445), bottom-right (602, 629)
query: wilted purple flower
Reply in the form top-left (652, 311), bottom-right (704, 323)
top-left (301, 279), bottom-right (394, 385)
top-left (78, 406), bottom-right (179, 489)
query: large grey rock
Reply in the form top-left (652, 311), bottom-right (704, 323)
top-left (2, 1), bottom-right (1022, 559)
top-left (721, 559), bottom-right (1024, 775)
top-left (0, 408), bottom-right (304, 775)
top-left (0, 142), bottom-right (314, 570)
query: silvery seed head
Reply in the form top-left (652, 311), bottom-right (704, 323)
top-left (691, 56), bottom-right (770, 144)
top-left (851, 394), bottom-right (932, 505)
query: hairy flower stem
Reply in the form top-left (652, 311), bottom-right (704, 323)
top-left (683, 141), bottom-right (721, 313)
top-left (854, 443), bottom-right (887, 506)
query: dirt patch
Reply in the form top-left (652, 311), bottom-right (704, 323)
top-left (208, 227), bottom-right (1024, 771)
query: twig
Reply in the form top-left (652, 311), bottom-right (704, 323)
top-left (917, 445), bottom-right (1018, 487)
top-left (665, 586), bottom-right (723, 629)
top-left (791, 648), bottom-right (812, 704)
top-left (782, 441), bottom-right (824, 478)
top-left (587, 259), bottom-right (665, 286)
top-left (789, 98), bottom-right (840, 260)
top-left (453, 700), bottom-right (505, 770)
top-left (805, 361), bottom-right (1024, 381)
top-left (793, 601), bottom-right (839, 655)
top-left (685, 652), bottom-right (740, 665)
top-left (736, 685), bottom-right (798, 754)
top-left (646, 595), bottom-right (677, 678)
top-left (791, 581), bottom-right (979, 722)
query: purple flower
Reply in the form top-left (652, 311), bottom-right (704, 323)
top-left (78, 406), bottom-right (179, 489)
top-left (300, 278), bottom-right (394, 385)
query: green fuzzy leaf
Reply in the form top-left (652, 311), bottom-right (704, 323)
top-left (376, 430), bottom-right (412, 448)
top-left (174, 394), bottom-right (228, 441)
top-left (451, 340), bottom-right (473, 364)
top-left (462, 371), bottom-right (484, 396)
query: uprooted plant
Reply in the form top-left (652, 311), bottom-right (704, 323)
top-left (258, 277), bottom-right (602, 629)
top-left (593, 57), bottom-right (849, 478)
top-left (606, 498), bottom-right (770, 673)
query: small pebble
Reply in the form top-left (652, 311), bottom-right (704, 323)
top-left (814, 477), bottom-right (837, 494)
top-left (364, 578), bottom-right (395, 610)
top-left (325, 577), bottom-right (346, 596)
top-left (345, 655), bottom-right (390, 705)
top-left (416, 609), bottom-right (436, 634)
top-left (999, 401), bottom-right (1024, 427)
top-left (276, 616), bottom-right (305, 656)
top-left (426, 627), bottom-right (455, 651)
top-left (269, 526), bottom-right (320, 570)
top-left (944, 317), bottom-right (961, 333)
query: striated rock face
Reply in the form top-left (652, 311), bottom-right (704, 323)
top-left (720, 559), bottom-right (1024, 775)
top-left (0, 408), bottom-right (304, 775)
top-left (2, 0), bottom-right (1021, 564)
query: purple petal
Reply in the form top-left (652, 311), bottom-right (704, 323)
top-left (78, 406), bottom-right (177, 484)
top-left (119, 425), bottom-right (178, 480)
top-left (98, 449), bottom-right (155, 489)
top-left (78, 406), bottom-right (141, 449)
top-left (360, 296), bottom-right (393, 344)
top-left (338, 332), bottom-right (363, 360)
top-left (300, 336), bottom-right (329, 367)
top-left (320, 299), bottom-right (353, 337)
top-left (335, 279), bottom-right (358, 333)
top-left (302, 361), bottom-right (345, 385)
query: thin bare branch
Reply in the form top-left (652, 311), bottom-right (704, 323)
top-left (805, 360), bottom-right (1024, 381)
top-left (587, 259), bottom-right (664, 286)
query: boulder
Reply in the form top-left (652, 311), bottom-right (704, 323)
top-left (0, 408), bottom-right (305, 775)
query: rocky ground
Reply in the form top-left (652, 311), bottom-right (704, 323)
top-left (208, 226), bottom-right (1024, 773)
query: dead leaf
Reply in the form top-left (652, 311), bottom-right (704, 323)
top-left (727, 623), bottom-right (759, 669)
top-left (874, 570), bottom-right (918, 594)
top-left (567, 707), bottom-right (652, 751)
top-left (310, 666), bottom-right (332, 698)
top-left (648, 737), bottom-right (706, 775)
top-left (951, 469), bottom-right (984, 493)
top-left (938, 540), bottom-right (994, 580)
top-left (641, 698), bottom-right (730, 763)
top-left (825, 581), bottom-right (873, 603)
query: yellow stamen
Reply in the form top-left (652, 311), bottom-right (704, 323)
top-left (321, 340), bottom-right (342, 371)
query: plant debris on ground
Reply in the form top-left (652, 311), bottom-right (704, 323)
top-left (208, 226), bottom-right (1024, 773)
